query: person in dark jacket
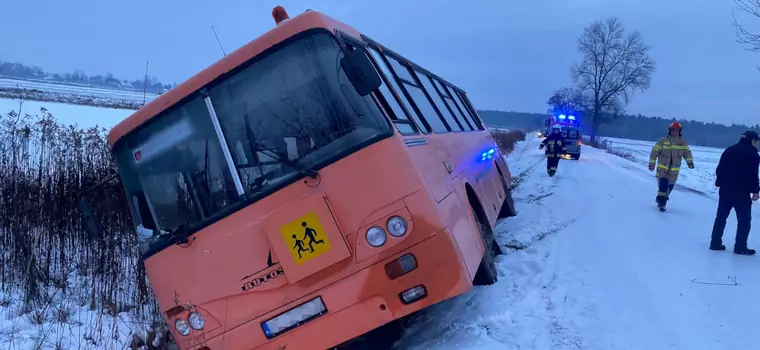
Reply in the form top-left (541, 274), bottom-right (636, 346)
top-left (539, 126), bottom-right (566, 177)
top-left (710, 130), bottom-right (760, 255)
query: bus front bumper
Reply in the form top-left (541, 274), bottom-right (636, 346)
top-left (194, 228), bottom-right (471, 350)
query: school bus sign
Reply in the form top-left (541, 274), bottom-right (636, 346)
top-left (280, 212), bottom-right (332, 265)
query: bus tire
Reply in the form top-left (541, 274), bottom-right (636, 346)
top-left (333, 319), bottom-right (404, 350)
top-left (471, 201), bottom-right (499, 286)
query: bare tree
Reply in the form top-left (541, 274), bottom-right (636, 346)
top-left (547, 87), bottom-right (587, 117)
top-left (571, 17), bottom-right (655, 140)
top-left (734, 0), bottom-right (760, 51)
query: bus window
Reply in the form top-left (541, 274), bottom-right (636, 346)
top-left (209, 32), bottom-right (392, 197)
top-left (365, 48), bottom-right (417, 135)
top-left (434, 79), bottom-right (475, 131)
top-left (385, 56), bottom-right (450, 133)
top-left (416, 72), bottom-right (464, 131)
top-left (114, 97), bottom-right (242, 242)
top-left (453, 89), bottom-right (484, 130)
top-left (369, 48), bottom-right (429, 134)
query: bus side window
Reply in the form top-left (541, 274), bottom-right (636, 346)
top-left (433, 79), bottom-right (474, 131)
top-left (367, 47), bottom-right (419, 135)
top-left (453, 89), bottom-right (485, 130)
top-left (415, 71), bottom-right (464, 131)
top-left (384, 56), bottom-right (450, 133)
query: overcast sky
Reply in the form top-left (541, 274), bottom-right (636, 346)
top-left (2, 0), bottom-right (760, 125)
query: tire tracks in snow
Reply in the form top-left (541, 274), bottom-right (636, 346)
top-left (395, 139), bottom-right (593, 350)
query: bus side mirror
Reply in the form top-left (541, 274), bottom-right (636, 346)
top-left (340, 49), bottom-right (381, 97)
top-left (78, 197), bottom-right (102, 240)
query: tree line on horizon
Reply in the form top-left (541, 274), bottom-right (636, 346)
top-left (479, 109), bottom-right (760, 149)
top-left (0, 59), bottom-right (176, 95)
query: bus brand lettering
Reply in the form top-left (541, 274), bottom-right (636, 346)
top-left (280, 212), bottom-right (332, 265)
top-left (241, 266), bottom-right (285, 292)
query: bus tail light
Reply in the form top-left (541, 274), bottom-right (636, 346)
top-left (400, 285), bottom-right (427, 304)
top-left (272, 6), bottom-right (290, 25)
top-left (385, 254), bottom-right (417, 279)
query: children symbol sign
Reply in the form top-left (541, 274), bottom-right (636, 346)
top-left (280, 212), bottom-right (332, 265)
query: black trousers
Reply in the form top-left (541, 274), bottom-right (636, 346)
top-left (546, 156), bottom-right (560, 173)
top-left (656, 177), bottom-right (675, 205)
top-left (711, 189), bottom-right (752, 249)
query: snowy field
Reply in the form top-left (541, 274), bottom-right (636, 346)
top-left (0, 78), bottom-right (158, 105)
top-left (0, 97), bottom-right (133, 129)
top-left (604, 136), bottom-right (724, 198)
top-left (395, 135), bottom-right (759, 350)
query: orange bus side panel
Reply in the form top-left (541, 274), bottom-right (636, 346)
top-left (438, 184), bottom-right (481, 280)
top-left (263, 193), bottom-right (351, 284)
top-left (403, 136), bottom-right (454, 203)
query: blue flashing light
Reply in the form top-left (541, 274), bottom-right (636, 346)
top-left (479, 148), bottom-right (496, 162)
top-left (558, 114), bottom-right (566, 119)
top-left (568, 115), bottom-right (575, 120)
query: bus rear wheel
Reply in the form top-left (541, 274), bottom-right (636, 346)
top-left (471, 202), bottom-right (499, 286)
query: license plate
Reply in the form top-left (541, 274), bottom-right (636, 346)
top-left (261, 297), bottom-right (328, 339)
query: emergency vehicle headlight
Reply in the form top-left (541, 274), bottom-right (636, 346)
top-left (387, 216), bottom-right (408, 237)
top-left (366, 226), bottom-right (387, 247)
top-left (174, 318), bottom-right (191, 336)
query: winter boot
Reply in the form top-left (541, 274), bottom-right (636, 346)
top-left (709, 243), bottom-right (726, 251)
top-left (734, 247), bottom-right (756, 256)
top-left (548, 170), bottom-right (556, 177)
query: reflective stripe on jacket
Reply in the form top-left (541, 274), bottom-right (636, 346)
top-left (541, 133), bottom-right (566, 157)
top-left (649, 135), bottom-right (694, 182)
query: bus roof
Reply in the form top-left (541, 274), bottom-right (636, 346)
top-left (107, 9), bottom-right (360, 148)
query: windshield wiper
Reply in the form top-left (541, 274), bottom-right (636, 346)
top-left (244, 114), bottom-right (318, 179)
top-left (155, 224), bottom-right (191, 246)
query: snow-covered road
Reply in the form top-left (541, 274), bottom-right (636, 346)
top-left (396, 136), bottom-right (760, 350)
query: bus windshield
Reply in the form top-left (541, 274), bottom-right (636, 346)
top-left (113, 32), bottom-right (391, 256)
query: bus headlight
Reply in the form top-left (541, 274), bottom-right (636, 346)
top-left (175, 318), bottom-right (191, 336)
top-left (387, 216), bottom-right (408, 237)
top-left (188, 312), bottom-right (205, 330)
top-left (366, 226), bottom-right (387, 247)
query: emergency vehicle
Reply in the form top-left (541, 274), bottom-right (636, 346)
top-left (544, 114), bottom-right (582, 160)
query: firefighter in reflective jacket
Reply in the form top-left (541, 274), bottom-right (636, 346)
top-left (539, 126), bottom-right (566, 177)
top-left (648, 121), bottom-right (694, 210)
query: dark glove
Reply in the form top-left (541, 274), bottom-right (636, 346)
top-left (539, 144), bottom-right (545, 150)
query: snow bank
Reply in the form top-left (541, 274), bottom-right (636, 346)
top-left (0, 98), bottom-right (133, 129)
top-left (0, 276), bottom-right (161, 350)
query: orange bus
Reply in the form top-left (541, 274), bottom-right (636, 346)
top-left (91, 6), bottom-right (517, 350)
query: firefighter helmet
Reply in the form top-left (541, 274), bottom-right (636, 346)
top-left (668, 121), bottom-right (683, 136)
